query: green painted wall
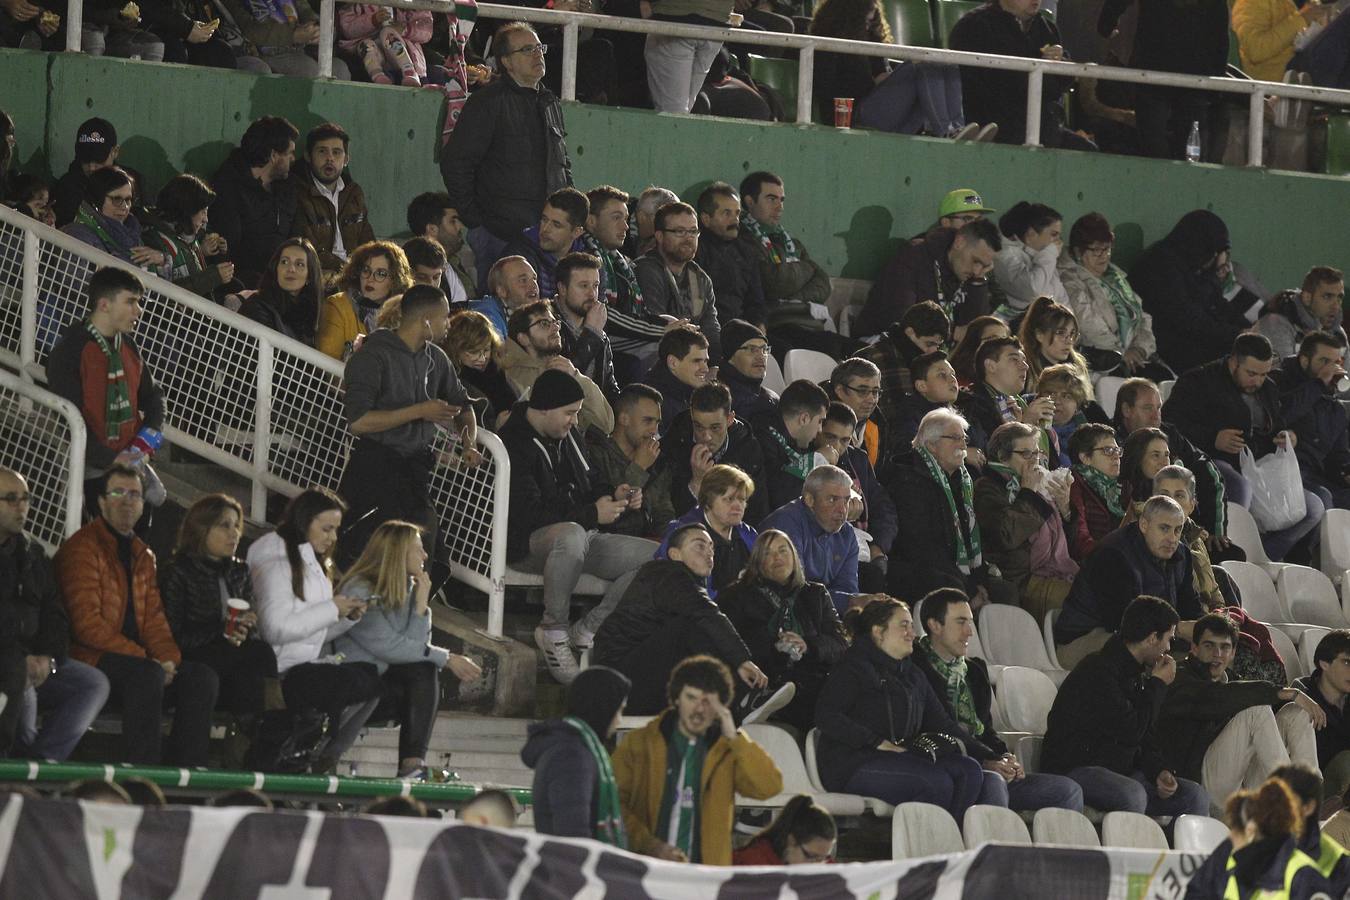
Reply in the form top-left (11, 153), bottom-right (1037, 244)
top-left (6, 47), bottom-right (1348, 291)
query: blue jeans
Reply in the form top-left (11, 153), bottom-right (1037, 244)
top-left (979, 770), bottom-right (1084, 812)
top-left (844, 751), bottom-right (984, 820)
top-left (16, 659), bottom-right (110, 762)
top-left (1066, 766), bottom-right (1209, 816)
top-left (856, 62), bottom-right (965, 136)
top-left (468, 226), bottom-right (509, 295)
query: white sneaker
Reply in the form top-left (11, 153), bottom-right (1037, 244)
top-left (535, 626), bottom-right (580, 684)
top-left (568, 621), bottom-right (596, 651)
top-left (741, 682), bottom-right (797, 726)
top-left (974, 123), bottom-right (1000, 143)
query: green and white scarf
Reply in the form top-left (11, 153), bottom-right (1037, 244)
top-left (657, 734), bottom-right (705, 862)
top-left (1072, 462), bottom-right (1125, 518)
top-left (86, 323), bottom-right (133, 441)
top-left (739, 212), bottom-right (800, 264)
top-left (584, 234), bottom-right (645, 314)
top-left (73, 204), bottom-right (124, 256)
top-left (918, 635), bottom-right (983, 737)
top-left (1099, 264), bottom-right (1144, 349)
top-left (917, 446), bottom-right (982, 572)
top-left (766, 425), bottom-right (814, 483)
top-left (563, 715), bottom-right (627, 849)
top-left (988, 461), bottom-right (1023, 505)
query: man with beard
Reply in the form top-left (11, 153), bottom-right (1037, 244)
top-left (503, 300), bottom-right (614, 435)
top-left (585, 383), bottom-right (676, 535)
top-left (554, 252), bottom-right (620, 403)
top-left (718, 319), bottom-right (778, 423)
top-left (636, 202), bottom-right (722, 363)
top-left (694, 182), bottom-right (766, 328)
top-left (503, 188), bottom-right (589, 301)
top-left (1165, 333), bottom-right (1324, 561)
top-left (583, 185), bottom-right (664, 381)
top-left (664, 381), bottom-right (768, 525)
top-left (406, 191), bottom-right (475, 303)
top-left (288, 123), bottom-right (374, 281)
top-left (210, 116), bottom-right (299, 288)
top-left (1258, 267), bottom-right (1348, 360)
top-left (469, 255), bottom-right (540, 339)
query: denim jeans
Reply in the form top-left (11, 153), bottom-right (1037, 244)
top-left (843, 751), bottom-right (985, 820)
top-left (979, 769), bottom-right (1085, 812)
top-left (468, 226), bottom-right (509, 292)
top-left (15, 659), bottom-right (110, 762)
top-left (1066, 766), bottom-right (1209, 816)
top-left (856, 62), bottom-right (965, 136)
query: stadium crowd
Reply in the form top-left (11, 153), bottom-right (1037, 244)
top-left (2, 8), bottom-right (1350, 887)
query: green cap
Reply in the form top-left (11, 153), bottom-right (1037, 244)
top-left (938, 189), bottom-right (994, 218)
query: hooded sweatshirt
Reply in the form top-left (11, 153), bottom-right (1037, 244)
top-left (342, 328), bottom-right (470, 457)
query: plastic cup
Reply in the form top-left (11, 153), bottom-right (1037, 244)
top-left (834, 98), bottom-right (854, 128)
top-left (225, 598), bottom-right (250, 637)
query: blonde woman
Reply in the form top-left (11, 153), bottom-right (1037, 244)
top-left (334, 520), bottom-right (482, 779)
top-left (316, 241), bottom-right (414, 361)
top-left (443, 310), bottom-right (517, 429)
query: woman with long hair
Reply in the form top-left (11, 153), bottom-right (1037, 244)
top-left (992, 202), bottom-right (1068, 322)
top-left (236, 237), bottom-right (324, 345)
top-left (247, 488), bottom-right (383, 770)
top-left (443, 309), bottom-right (516, 429)
top-left (1018, 295), bottom-right (1093, 392)
top-left (716, 530), bottom-right (847, 731)
top-left (734, 794), bottom-right (837, 865)
top-left (316, 240), bottom-right (413, 361)
top-left (1118, 426), bottom-right (1173, 507)
top-left (814, 596), bottom-right (984, 817)
top-left (159, 494), bottom-right (280, 721)
top-left (520, 665), bottom-right (631, 845)
top-left (332, 520), bottom-right (482, 779)
top-left (142, 173), bottom-right (236, 300)
top-left (949, 316), bottom-right (1010, 387)
top-left (61, 167), bottom-right (172, 280)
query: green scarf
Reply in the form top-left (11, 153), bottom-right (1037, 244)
top-left (86, 323), bottom-right (133, 441)
top-left (918, 635), bottom-right (983, 737)
top-left (766, 425), bottom-right (815, 483)
top-left (74, 204), bottom-right (124, 256)
top-left (584, 235), bottom-right (646, 314)
top-left (1072, 463), bottom-right (1125, 518)
top-left (563, 715), bottom-right (627, 849)
top-left (988, 461), bottom-right (1022, 504)
top-left (917, 446), bottom-right (982, 572)
top-left (757, 582), bottom-right (799, 639)
top-left (657, 733), bottom-right (705, 862)
top-left (1099, 264), bottom-right (1144, 350)
top-left (739, 212), bottom-right (800, 264)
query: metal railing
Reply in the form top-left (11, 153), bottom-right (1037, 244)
top-left (0, 205), bottom-right (516, 636)
top-left (309, 0), bottom-right (1350, 166)
top-left (0, 369), bottom-right (86, 552)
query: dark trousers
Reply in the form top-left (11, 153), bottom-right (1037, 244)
top-left (281, 661), bottom-right (383, 721)
top-left (607, 620), bottom-right (740, 715)
top-left (1135, 85), bottom-right (1223, 160)
top-left (338, 439), bottom-right (437, 568)
top-left (0, 644), bottom-right (29, 755)
top-left (158, 34), bottom-right (239, 69)
top-left (184, 638), bottom-right (278, 717)
top-left (96, 653), bottom-right (219, 766)
top-left (373, 662), bottom-right (441, 760)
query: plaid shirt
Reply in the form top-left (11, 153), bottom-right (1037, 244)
top-left (856, 332), bottom-right (915, 428)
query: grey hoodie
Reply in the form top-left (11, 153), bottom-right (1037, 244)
top-left (342, 328), bottom-right (470, 457)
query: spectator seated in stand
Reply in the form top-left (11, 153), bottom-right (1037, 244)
top-left (736, 171), bottom-right (832, 341)
top-left (655, 464), bottom-right (758, 598)
top-left (662, 381), bottom-right (768, 525)
top-left (288, 122), bottom-right (375, 283)
top-left (583, 185), bottom-right (661, 379)
top-left (1018, 296), bottom-right (1095, 404)
top-left (856, 300), bottom-right (950, 425)
top-left (236, 238), bottom-right (324, 345)
top-left (316, 241), bottom-right (413, 362)
top-left (585, 383), bottom-right (676, 534)
top-left (760, 465), bottom-right (861, 615)
top-left (210, 116), bottom-right (300, 288)
top-left (1257, 266), bottom-right (1347, 361)
top-left (442, 309), bottom-right (517, 429)
top-left (815, 402), bottom-right (896, 593)
top-left (1065, 422), bottom-right (1125, 561)
top-left (468, 255), bottom-right (540, 340)
top-left (894, 351), bottom-right (968, 453)
top-left (640, 325), bottom-right (712, 433)
top-left (695, 184), bottom-right (766, 331)
top-left (732, 795), bottom-right (837, 866)
top-left (502, 187), bottom-right (589, 302)
top-left (553, 251), bottom-right (621, 404)
top-left (405, 192), bottom-right (475, 304)
top-left (754, 379), bottom-right (830, 513)
top-left (502, 301), bottom-right (615, 436)
top-left (61, 166), bottom-right (172, 281)
top-left (1293, 630), bottom-right (1350, 804)
top-left (949, 315), bottom-right (1010, 387)
top-left (219, 0), bottom-right (350, 78)
top-left (957, 335), bottom-right (1059, 460)
top-left (829, 357), bottom-right (897, 482)
top-left (141, 173), bottom-right (236, 301)
top-left (717, 319), bottom-right (778, 423)
top-left (1040, 364), bottom-right (1110, 470)
top-left (1147, 465), bottom-right (1231, 610)
top-left (1275, 331), bottom-right (1350, 510)
top-left (636, 202), bottom-right (723, 362)
top-left (403, 236), bottom-right (448, 292)
top-left (992, 201), bottom-right (1068, 322)
top-left (7, 172), bottom-right (56, 227)
top-left (338, 2), bottom-right (435, 86)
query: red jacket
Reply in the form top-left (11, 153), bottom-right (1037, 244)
top-left (733, 838), bottom-right (785, 866)
top-left (54, 519), bottom-right (182, 667)
top-left (1068, 472), bottom-right (1122, 562)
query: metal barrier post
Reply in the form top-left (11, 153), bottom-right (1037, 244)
top-left (561, 21), bottom-right (578, 102)
top-left (65, 0), bottom-right (83, 53)
top-left (796, 44), bottom-right (814, 125)
top-left (318, 0), bottom-right (335, 78)
top-left (1024, 67), bottom-right (1043, 147)
top-left (19, 231), bottom-right (38, 383)
top-left (1248, 89), bottom-right (1265, 167)
top-left (252, 339), bottom-right (275, 522)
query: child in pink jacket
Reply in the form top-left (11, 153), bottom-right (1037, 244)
top-left (338, 4), bottom-right (434, 86)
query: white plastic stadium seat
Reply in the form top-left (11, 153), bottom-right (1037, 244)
top-left (892, 802), bottom-right (964, 859)
top-left (762, 353), bottom-right (787, 394)
top-left (1319, 508), bottom-right (1350, 584)
top-left (979, 605), bottom-right (1066, 684)
top-left (1015, 735), bottom-right (1043, 774)
top-left (804, 728), bottom-right (893, 817)
top-left (782, 348), bottom-right (837, 385)
top-left (1219, 560), bottom-right (1290, 624)
top-left (962, 804), bottom-right (1032, 848)
top-left (1096, 376), bottom-right (1127, 419)
top-left (1268, 626), bottom-right (1301, 683)
top-left (1159, 379), bottom-right (1177, 403)
top-left (993, 667), bottom-right (1058, 735)
top-left (1032, 808), bottom-right (1101, 848)
top-left (1043, 609), bottom-right (1063, 669)
top-left (1226, 502), bottom-right (1290, 579)
top-left (1300, 627), bottom-right (1332, 679)
top-left (1173, 814), bottom-right (1230, 854)
top-left (1279, 565), bottom-right (1348, 628)
top-left (740, 724), bottom-right (866, 816)
top-left (1101, 811), bottom-right (1169, 850)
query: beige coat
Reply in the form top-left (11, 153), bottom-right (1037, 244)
top-left (500, 339), bottom-right (615, 435)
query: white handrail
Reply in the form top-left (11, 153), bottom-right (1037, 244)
top-left (305, 0), bottom-right (1350, 166)
top-left (0, 369), bottom-right (87, 552)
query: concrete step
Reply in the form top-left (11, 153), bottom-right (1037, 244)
top-left (344, 746), bottom-right (526, 772)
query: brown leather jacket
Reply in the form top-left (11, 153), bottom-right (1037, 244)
top-left (288, 172), bottom-right (375, 275)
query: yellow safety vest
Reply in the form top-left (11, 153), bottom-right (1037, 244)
top-left (1222, 846), bottom-right (1321, 900)
top-left (1312, 833), bottom-right (1346, 879)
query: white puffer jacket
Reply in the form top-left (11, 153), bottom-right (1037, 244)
top-left (246, 531), bottom-right (356, 674)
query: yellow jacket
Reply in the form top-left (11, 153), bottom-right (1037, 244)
top-left (611, 710), bottom-right (782, 866)
top-left (1232, 0), bottom-right (1308, 82)
top-left (316, 291), bottom-right (368, 362)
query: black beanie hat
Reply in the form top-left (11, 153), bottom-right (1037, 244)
top-left (721, 318), bottom-right (766, 357)
top-left (528, 368), bottom-right (587, 410)
top-left (566, 666), bottom-right (632, 737)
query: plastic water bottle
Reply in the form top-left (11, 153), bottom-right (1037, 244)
top-left (1185, 121), bottom-right (1202, 162)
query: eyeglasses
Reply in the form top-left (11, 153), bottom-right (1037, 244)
top-left (105, 488), bottom-right (144, 502)
top-left (504, 42), bottom-right (546, 56)
top-left (937, 434), bottom-right (969, 445)
top-left (528, 318), bottom-right (560, 331)
top-left (1092, 445), bottom-right (1123, 458)
top-left (739, 343), bottom-right (772, 356)
top-left (0, 492), bottom-right (30, 504)
top-left (361, 267), bottom-right (391, 282)
top-left (844, 384), bottom-right (883, 398)
top-left (1009, 449), bottom-right (1047, 461)
top-left (1082, 244), bottom-right (1114, 258)
top-left (660, 228), bottom-right (700, 238)
top-left (105, 194), bottom-right (134, 208)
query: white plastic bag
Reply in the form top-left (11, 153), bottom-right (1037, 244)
top-left (1241, 445), bottom-right (1305, 532)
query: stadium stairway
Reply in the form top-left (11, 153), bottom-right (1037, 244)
top-left (339, 714), bottom-right (535, 787)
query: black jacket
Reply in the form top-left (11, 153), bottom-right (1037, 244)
top-left (558, 309), bottom-right (620, 405)
top-left (888, 452), bottom-right (990, 602)
top-left (0, 533), bottom-right (70, 659)
top-left (721, 366), bottom-right (779, 424)
top-left (497, 400), bottom-right (610, 561)
top-left (1164, 357), bottom-right (1285, 469)
top-left (913, 649), bottom-right (1004, 760)
top-left (814, 638), bottom-right (970, 792)
top-left (52, 161), bottom-right (88, 228)
top-left (752, 414), bottom-right (815, 514)
top-left (1275, 355), bottom-right (1350, 482)
top-left (1041, 635), bottom-right (1170, 779)
top-left (893, 393), bottom-right (949, 451)
top-left (948, 3), bottom-right (1072, 144)
top-left (858, 228), bottom-right (991, 339)
top-left (696, 234), bottom-right (767, 327)
top-left (1115, 418), bottom-right (1228, 539)
top-left (210, 149), bottom-right (298, 288)
top-left (1056, 525), bottom-right (1203, 644)
top-left (520, 720), bottom-right (599, 840)
top-left (662, 411), bottom-right (769, 525)
top-left (1157, 655), bottom-right (1284, 781)
top-left (838, 444), bottom-right (898, 553)
top-left (1129, 211), bottom-right (1243, 375)
top-left (1293, 672), bottom-right (1350, 768)
top-left (239, 289), bottom-right (318, 346)
top-left (1099, 0), bottom-right (1229, 76)
top-left (640, 363), bottom-right (696, 437)
top-left (158, 552), bottom-right (254, 653)
top-left (717, 578), bottom-right (847, 689)
top-left (957, 386), bottom-right (1061, 468)
top-left (440, 77), bottom-right (572, 241)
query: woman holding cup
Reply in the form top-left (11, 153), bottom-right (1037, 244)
top-left (160, 494), bottom-right (279, 721)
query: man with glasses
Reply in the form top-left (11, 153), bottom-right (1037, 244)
top-left (55, 463), bottom-right (219, 766)
top-left (695, 182), bottom-right (765, 329)
top-left (760, 466), bottom-right (864, 615)
top-left (891, 409), bottom-right (1015, 609)
top-left (553, 251), bottom-right (620, 403)
top-left (1066, 423), bottom-right (1125, 561)
top-left (0, 468), bottom-right (110, 760)
top-left (636, 201), bottom-right (722, 362)
top-left (1157, 612), bottom-right (1321, 811)
top-left (975, 422), bottom-right (1078, 623)
top-left (718, 319), bottom-right (778, 423)
top-left (503, 187), bottom-right (589, 301)
top-left (816, 403), bottom-right (896, 593)
top-left (470, 255), bottom-right (540, 340)
top-left (441, 21), bottom-right (572, 288)
top-left (1294, 631), bottom-right (1350, 802)
top-left (829, 357), bottom-right (896, 481)
top-left (48, 267), bottom-right (166, 528)
top-left (503, 300), bottom-right (614, 435)
top-left (288, 122), bottom-right (374, 281)
top-left (1054, 496), bottom-right (1203, 668)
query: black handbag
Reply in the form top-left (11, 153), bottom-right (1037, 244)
top-left (898, 732), bottom-right (966, 763)
top-left (243, 709), bottom-right (329, 774)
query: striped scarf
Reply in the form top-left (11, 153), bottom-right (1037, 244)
top-left (739, 213), bottom-right (799, 264)
top-left (917, 635), bottom-right (983, 737)
top-left (583, 234), bottom-right (645, 314)
top-left (86, 323), bottom-right (133, 441)
top-left (564, 716), bottom-right (627, 849)
top-left (917, 446), bottom-right (982, 572)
